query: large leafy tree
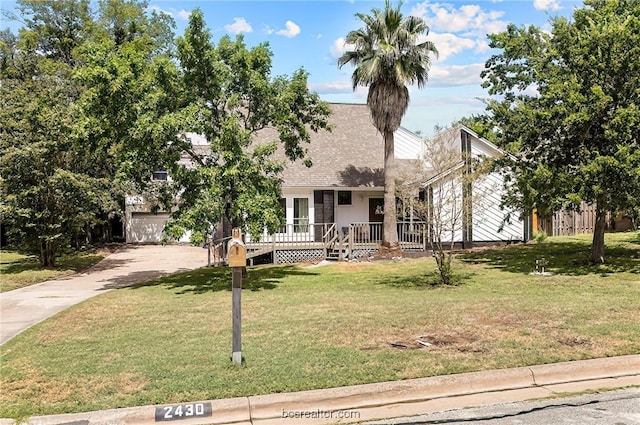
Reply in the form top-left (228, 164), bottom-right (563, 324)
top-left (74, 0), bottom-right (181, 189)
top-left (161, 10), bottom-right (331, 243)
top-left (481, 0), bottom-right (640, 263)
top-left (11, 0), bottom-right (93, 65)
top-left (1, 0), bottom-right (178, 264)
top-left (0, 9), bottom-right (116, 266)
top-left (338, 0), bottom-right (437, 250)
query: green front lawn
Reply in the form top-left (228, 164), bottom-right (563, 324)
top-left (0, 232), bottom-right (638, 420)
top-left (0, 250), bottom-right (107, 292)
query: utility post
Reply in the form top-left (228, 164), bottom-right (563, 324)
top-left (227, 228), bottom-right (246, 365)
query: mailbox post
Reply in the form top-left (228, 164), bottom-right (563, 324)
top-left (228, 228), bottom-right (246, 365)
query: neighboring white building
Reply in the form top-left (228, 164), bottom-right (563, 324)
top-left (422, 125), bottom-right (527, 247)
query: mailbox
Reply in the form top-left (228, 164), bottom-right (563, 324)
top-left (227, 229), bottom-right (246, 268)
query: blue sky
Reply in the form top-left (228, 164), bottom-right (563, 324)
top-left (1, 0), bottom-right (581, 135)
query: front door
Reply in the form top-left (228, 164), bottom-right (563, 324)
top-left (368, 198), bottom-right (384, 242)
top-left (369, 198), bottom-right (384, 222)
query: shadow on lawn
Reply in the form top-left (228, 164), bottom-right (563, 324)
top-left (459, 238), bottom-right (640, 276)
top-left (131, 265), bottom-right (318, 294)
top-left (0, 253), bottom-right (104, 275)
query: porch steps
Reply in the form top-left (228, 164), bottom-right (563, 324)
top-left (326, 249), bottom-right (342, 261)
top-left (246, 246), bottom-right (274, 259)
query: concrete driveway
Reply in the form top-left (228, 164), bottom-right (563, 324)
top-left (0, 244), bottom-right (207, 345)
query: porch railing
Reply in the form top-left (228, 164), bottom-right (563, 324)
top-left (348, 221), bottom-right (428, 250)
top-left (246, 223), bottom-right (334, 249)
top-left (232, 221), bottom-right (430, 264)
top-left (398, 221), bottom-right (428, 250)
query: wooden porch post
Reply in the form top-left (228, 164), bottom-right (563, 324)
top-left (272, 236), bottom-right (276, 265)
top-left (423, 223), bottom-right (427, 251)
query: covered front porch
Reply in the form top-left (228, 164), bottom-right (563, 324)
top-left (210, 221), bottom-right (428, 265)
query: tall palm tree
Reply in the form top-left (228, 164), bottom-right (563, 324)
top-left (338, 0), bottom-right (437, 250)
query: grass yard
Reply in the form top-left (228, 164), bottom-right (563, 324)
top-left (0, 232), bottom-right (639, 419)
top-left (0, 250), bottom-right (108, 292)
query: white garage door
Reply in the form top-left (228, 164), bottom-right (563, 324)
top-left (128, 212), bottom-right (170, 243)
top-left (128, 212), bottom-right (193, 243)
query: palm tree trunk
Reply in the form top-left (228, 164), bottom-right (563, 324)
top-left (382, 130), bottom-right (399, 249)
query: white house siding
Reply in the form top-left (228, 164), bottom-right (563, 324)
top-left (280, 188), bottom-right (383, 235)
top-left (472, 172), bottom-right (524, 242)
top-left (395, 127), bottom-right (424, 159)
top-left (469, 133), bottom-right (524, 242)
top-left (426, 128), bottom-right (525, 243)
top-left (470, 135), bottom-right (502, 160)
top-left (430, 178), bottom-right (464, 243)
top-left (336, 190), bottom-right (384, 229)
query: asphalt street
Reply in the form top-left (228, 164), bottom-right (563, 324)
top-left (362, 388), bottom-right (640, 425)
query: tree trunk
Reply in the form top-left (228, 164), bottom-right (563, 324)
top-left (40, 240), bottom-right (57, 267)
top-left (589, 194), bottom-right (607, 264)
top-left (382, 130), bottom-right (399, 250)
top-left (40, 241), bottom-right (48, 267)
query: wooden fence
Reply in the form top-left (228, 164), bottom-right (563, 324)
top-left (537, 202), bottom-right (611, 236)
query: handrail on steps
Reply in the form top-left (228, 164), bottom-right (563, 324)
top-left (322, 223), bottom-right (337, 241)
top-left (209, 235), bottom-right (233, 267)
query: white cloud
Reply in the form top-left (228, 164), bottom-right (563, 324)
top-left (263, 25), bottom-right (275, 35)
top-left (474, 38), bottom-right (491, 54)
top-left (428, 63), bottom-right (486, 87)
top-left (333, 32), bottom-right (483, 66)
top-left (519, 83), bottom-right (540, 97)
top-left (148, 5), bottom-right (191, 21)
top-left (309, 81), bottom-right (353, 94)
top-left (149, 5), bottom-right (169, 15)
top-left (533, 0), bottom-right (562, 11)
top-left (320, 64), bottom-right (486, 92)
top-left (330, 37), bottom-right (355, 59)
top-left (225, 17), bottom-right (253, 35)
top-left (276, 21), bottom-right (301, 38)
top-left (411, 2), bottom-right (507, 37)
top-left (426, 32), bottom-right (476, 61)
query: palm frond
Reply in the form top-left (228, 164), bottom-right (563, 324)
top-left (337, 0), bottom-right (437, 131)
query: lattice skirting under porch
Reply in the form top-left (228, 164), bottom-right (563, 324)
top-left (275, 249), bottom-right (325, 264)
top-left (349, 249), bottom-right (377, 260)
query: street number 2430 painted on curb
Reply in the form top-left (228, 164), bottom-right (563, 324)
top-left (154, 402), bottom-right (212, 421)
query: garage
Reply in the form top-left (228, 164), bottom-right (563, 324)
top-left (127, 212), bottom-right (171, 243)
top-left (126, 212), bottom-right (192, 243)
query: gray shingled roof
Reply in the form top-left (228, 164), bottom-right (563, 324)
top-left (257, 103), bottom-right (387, 188)
top-left (186, 103), bottom-right (422, 188)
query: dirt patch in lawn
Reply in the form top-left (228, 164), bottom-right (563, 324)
top-left (360, 332), bottom-right (480, 351)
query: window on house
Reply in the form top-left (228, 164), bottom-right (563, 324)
top-left (337, 190), bottom-right (352, 205)
top-left (293, 198), bottom-right (309, 232)
top-left (152, 169), bottom-right (168, 181)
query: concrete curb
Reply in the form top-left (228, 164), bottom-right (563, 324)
top-left (7, 355), bottom-right (640, 425)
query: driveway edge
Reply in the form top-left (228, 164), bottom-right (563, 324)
top-left (8, 354), bottom-right (640, 425)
